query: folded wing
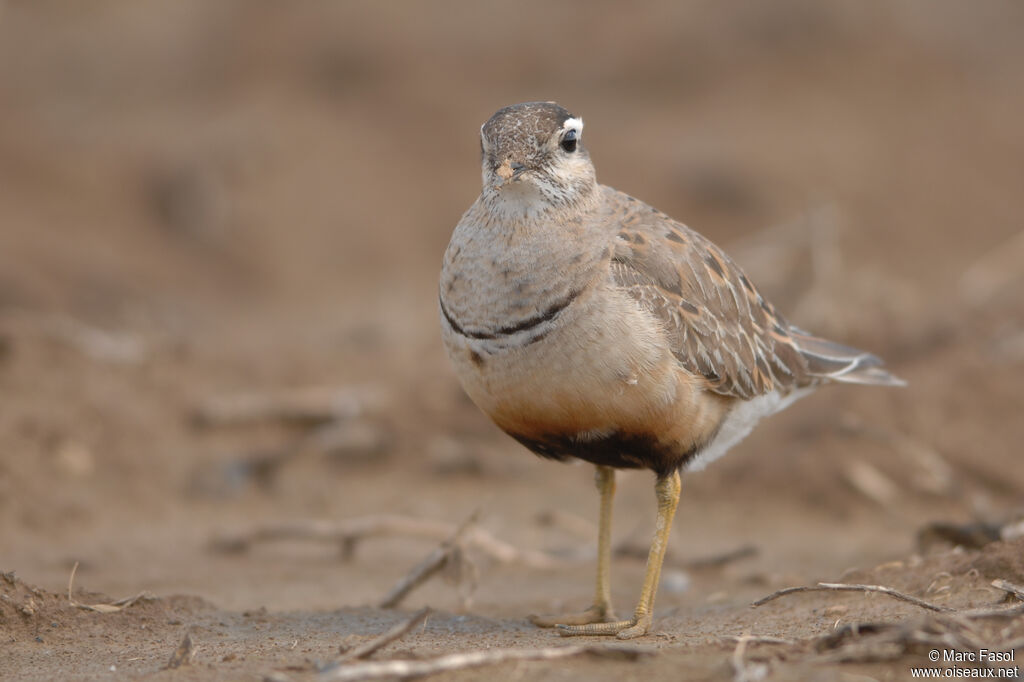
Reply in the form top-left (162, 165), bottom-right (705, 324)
top-left (605, 189), bottom-right (903, 399)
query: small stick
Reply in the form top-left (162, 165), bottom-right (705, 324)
top-left (751, 582), bottom-right (953, 613)
top-left (731, 635), bottom-right (750, 682)
top-left (812, 615), bottom-right (1004, 665)
top-left (339, 608), bottom-right (431, 662)
top-left (817, 583), bottom-right (953, 612)
top-left (67, 561), bottom-right (79, 603)
top-left (730, 634), bottom-right (768, 682)
top-left (379, 511), bottom-right (479, 609)
top-left (990, 579), bottom-right (1024, 601)
top-left (320, 644), bottom-right (653, 681)
top-left (749, 585), bottom-right (811, 607)
top-left (67, 562), bottom-right (149, 613)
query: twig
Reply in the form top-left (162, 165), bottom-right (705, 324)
top-left (751, 582), bottom-right (953, 613)
top-left (379, 511), bottom-right (479, 609)
top-left (339, 608), bottom-right (430, 663)
top-left (812, 614), bottom-right (1004, 664)
top-left (67, 562), bottom-right (150, 613)
top-left (990, 579), bottom-right (1024, 601)
top-left (817, 583), bottom-right (953, 612)
top-left (319, 644), bottom-right (654, 681)
top-left (731, 634), bottom-right (768, 682)
top-left (210, 515), bottom-right (560, 569)
top-left (749, 585), bottom-right (811, 607)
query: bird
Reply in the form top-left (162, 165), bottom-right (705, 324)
top-left (438, 101), bottom-right (904, 639)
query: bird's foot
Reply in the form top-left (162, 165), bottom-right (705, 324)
top-left (555, 613), bottom-right (652, 639)
top-left (529, 604), bottom-right (617, 628)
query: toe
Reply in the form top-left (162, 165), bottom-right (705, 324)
top-left (557, 618), bottom-right (636, 637)
top-left (615, 622), bottom-right (650, 640)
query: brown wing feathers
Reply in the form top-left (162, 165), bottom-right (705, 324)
top-left (606, 189), bottom-right (900, 399)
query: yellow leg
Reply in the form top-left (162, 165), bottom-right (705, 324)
top-left (593, 465), bottom-right (615, 616)
top-left (558, 470), bottom-right (681, 639)
top-left (530, 465), bottom-right (618, 627)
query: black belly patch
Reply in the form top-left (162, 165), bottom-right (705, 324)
top-left (509, 431), bottom-right (701, 479)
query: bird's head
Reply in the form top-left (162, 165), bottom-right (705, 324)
top-left (479, 102), bottom-right (597, 215)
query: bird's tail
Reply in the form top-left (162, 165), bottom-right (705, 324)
top-left (789, 329), bottom-right (906, 387)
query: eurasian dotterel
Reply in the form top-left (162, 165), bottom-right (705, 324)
top-left (439, 101), bottom-right (904, 639)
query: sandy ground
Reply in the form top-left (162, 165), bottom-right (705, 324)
top-left (1, 2), bottom-right (1023, 680)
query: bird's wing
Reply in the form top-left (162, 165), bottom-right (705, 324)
top-left (605, 189), bottom-right (813, 399)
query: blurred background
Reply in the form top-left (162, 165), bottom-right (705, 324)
top-left (1, 0), bottom-right (1022, 636)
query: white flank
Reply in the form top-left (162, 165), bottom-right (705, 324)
top-left (686, 388), bottom-right (813, 471)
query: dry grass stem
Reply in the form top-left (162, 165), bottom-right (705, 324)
top-left (730, 634), bottom-right (769, 682)
top-left (990, 579), bottom-right (1024, 601)
top-left (338, 607), bottom-right (431, 662)
top-left (66, 562), bottom-right (150, 613)
top-left (810, 613), bottom-right (1019, 665)
top-left (320, 644), bottom-right (653, 681)
top-left (751, 582), bottom-right (953, 613)
top-left (378, 511), bottom-right (479, 609)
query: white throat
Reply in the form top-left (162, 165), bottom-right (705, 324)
top-left (486, 182), bottom-right (553, 221)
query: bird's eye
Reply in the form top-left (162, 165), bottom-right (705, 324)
top-left (560, 129), bottom-right (578, 153)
